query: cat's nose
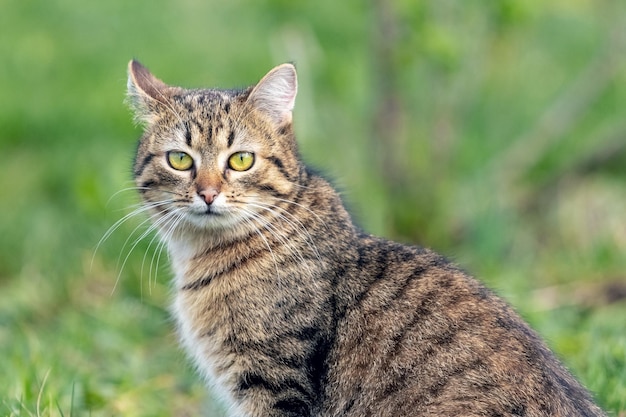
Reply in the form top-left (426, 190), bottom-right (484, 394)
top-left (198, 187), bottom-right (220, 205)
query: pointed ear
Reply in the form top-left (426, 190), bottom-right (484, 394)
top-left (126, 60), bottom-right (170, 123)
top-left (247, 63), bottom-right (297, 126)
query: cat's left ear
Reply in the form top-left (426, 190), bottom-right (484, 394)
top-left (126, 60), bottom-right (171, 124)
top-left (247, 63), bottom-right (298, 126)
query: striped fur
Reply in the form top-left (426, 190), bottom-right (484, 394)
top-left (126, 60), bottom-right (606, 417)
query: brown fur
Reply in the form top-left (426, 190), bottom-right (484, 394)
top-left (126, 60), bottom-right (606, 416)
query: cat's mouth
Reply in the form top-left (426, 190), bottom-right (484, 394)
top-left (203, 206), bottom-right (221, 216)
top-left (183, 204), bottom-right (250, 232)
top-left (190, 205), bottom-right (221, 217)
top-left (186, 199), bottom-right (224, 217)
top-left (192, 203), bottom-right (237, 222)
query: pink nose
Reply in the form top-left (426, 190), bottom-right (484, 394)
top-left (198, 187), bottom-right (219, 205)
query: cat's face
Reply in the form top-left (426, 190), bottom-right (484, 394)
top-left (127, 61), bottom-right (301, 239)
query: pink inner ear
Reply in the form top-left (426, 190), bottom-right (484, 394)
top-left (248, 64), bottom-right (298, 125)
top-left (272, 67), bottom-right (297, 111)
top-left (128, 60), bottom-right (169, 102)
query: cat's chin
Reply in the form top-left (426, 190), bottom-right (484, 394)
top-left (186, 211), bottom-right (234, 230)
top-left (182, 209), bottom-right (255, 238)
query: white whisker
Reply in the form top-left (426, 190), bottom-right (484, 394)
top-left (140, 226), bottom-right (161, 297)
top-left (150, 209), bottom-right (186, 292)
top-left (91, 199), bottom-right (173, 271)
top-left (233, 205), bottom-right (319, 284)
top-left (113, 207), bottom-right (182, 295)
top-left (242, 207), bottom-right (307, 263)
top-left (238, 213), bottom-right (281, 283)
top-left (246, 201), bottom-right (322, 263)
top-left (273, 197), bottom-right (324, 223)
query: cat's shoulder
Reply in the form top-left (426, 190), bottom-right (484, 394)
top-left (356, 233), bottom-right (455, 271)
top-left (353, 233), bottom-right (499, 301)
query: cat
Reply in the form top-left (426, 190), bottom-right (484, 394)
top-left (126, 59), bottom-right (607, 417)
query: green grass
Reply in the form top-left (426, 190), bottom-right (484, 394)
top-left (2, 0), bottom-right (626, 415)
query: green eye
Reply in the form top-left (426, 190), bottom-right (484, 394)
top-left (167, 151), bottom-right (194, 171)
top-left (228, 152), bottom-right (255, 171)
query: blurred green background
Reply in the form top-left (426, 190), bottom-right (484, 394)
top-left (1, 0), bottom-right (625, 415)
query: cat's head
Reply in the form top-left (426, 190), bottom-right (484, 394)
top-left (127, 60), bottom-right (302, 240)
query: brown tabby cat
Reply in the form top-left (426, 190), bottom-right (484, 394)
top-left (126, 60), bottom-right (606, 417)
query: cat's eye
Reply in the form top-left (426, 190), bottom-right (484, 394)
top-left (228, 152), bottom-right (255, 172)
top-left (167, 151), bottom-right (194, 171)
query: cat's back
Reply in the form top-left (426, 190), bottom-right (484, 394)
top-left (323, 236), bottom-right (605, 417)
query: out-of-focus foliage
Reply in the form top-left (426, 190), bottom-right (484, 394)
top-left (1, 0), bottom-right (625, 415)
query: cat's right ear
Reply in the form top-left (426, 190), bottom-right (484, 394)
top-left (247, 63), bottom-right (298, 126)
top-left (126, 60), bottom-right (170, 124)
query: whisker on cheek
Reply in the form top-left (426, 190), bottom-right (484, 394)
top-left (93, 199), bottom-right (175, 269)
top-left (245, 202), bottom-right (321, 257)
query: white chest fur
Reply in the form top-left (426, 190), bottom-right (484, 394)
top-left (168, 236), bottom-right (245, 414)
top-left (172, 286), bottom-right (242, 414)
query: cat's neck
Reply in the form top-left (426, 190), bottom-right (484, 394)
top-left (165, 223), bottom-right (253, 288)
top-left (166, 223), bottom-right (243, 260)
top-left (165, 173), bottom-right (357, 290)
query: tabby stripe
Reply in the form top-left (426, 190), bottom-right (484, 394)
top-left (267, 156), bottom-right (291, 179)
top-left (283, 325), bottom-right (331, 378)
top-left (180, 99), bottom-right (194, 113)
top-left (304, 326), bottom-right (333, 397)
top-left (237, 372), bottom-right (312, 401)
top-left (134, 153), bottom-right (154, 177)
top-left (182, 218), bottom-right (321, 289)
top-left (378, 364), bottom-right (412, 399)
top-left (206, 123), bottom-right (213, 144)
top-left (281, 184), bottom-right (307, 219)
top-left (427, 253), bottom-right (452, 270)
top-left (181, 276), bottom-right (213, 291)
top-left (389, 269), bottom-right (417, 303)
top-left (227, 130), bottom-right (235, 147)
top-left (550, 371), bottom-right (584, 408)
top-left (510, 403), bottom-right (527, 416)
top-left (290, 325), bottom-right (320, 342)
top-left (355, 240), bottom-right (369, 270)
top-left (232, 336), bottom-right (305, 370)
top-left (278, 125), bottom-right (291, 136)
top-left (385, 355), bottom-right (486, 408)
top-left (259, 184), bottom-right (290, 198)
top-left (358, 267), bottom-right (418, 325)
top-left (139, 180), bottom-right (156, 191)
top-left (268, 155), bottom-right (285, 170)
top-left (214, 121), bottom-right (223, 137)
top-left (185, 124), bottom-right (192, 146)
top-left (182, 245), bottom-right (268, 291)
top-left (386, 287), bottom-right (439, 359)
top-left (341, 392), bottom-right (360, 415)
top-left (427, 358), bottom-right (485, 399)
top-left (299, 166), bottom-right (312, 186)
top-left (274, 397), bottom-right (310, 416)
top-left (192, 119), bottom-right (204, 135)
top-left (351, 245), bottom-right (392, 309)
top-left (403, 304), bottom-right (480, 372)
